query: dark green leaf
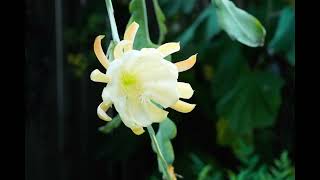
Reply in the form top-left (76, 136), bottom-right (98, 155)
top-left (98, 115), bottom-right (122, 134)
top-left (178, 6), bottom-right (220, 46)
top-left (128, 0), bottom-right (157, 49)
top-left (216, 70), bottom-right (284, 134)
top-left (152, 0), bottom-right (167, 44)
top-left (268, 6), bottom-right (295, 66)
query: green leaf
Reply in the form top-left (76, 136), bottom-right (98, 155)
top-left (178, 6), bottom-right (220, 46)
top-left (216, 70), bottom-right (284, 134)
top-left (212, 43), bottom-right (248, 98)
top-left (268, 6), bottom-right (295, 66)
top-left (152, 0), bottom-right (167, 44)
top-left (128, 0), bottom-right (157, 49)
top-left (153, 118), bottom-right (177, 166)
top-left (98, 115), bottom-right (122, 134)
top-left (213, 0), bottom-right (266, 47)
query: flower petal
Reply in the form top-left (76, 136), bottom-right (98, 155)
top-left (144, 81), bottom-right (179, 108)
top-left (157, 42), bottom-right (180, 57)
top-left (177, 82), bottom-right (194, 99)
top-left (124, 21), bottom-right (139, 42)
top-left (90, 69), bottom-right (111, 83)
top-left (175, 54), bottom-right (197, 72)
top-left (97, 101), bottom-right (112, 121)
top-left (114, 40), bottom-right (133, 59)
top-left (170, 100), bottom-right (196, 113)
top-left (131, 127), bottom-right (145, 135)
top-left (94, 35), bottom-right (109, 69)
top-left (143, 100), bottom-right (168, 123)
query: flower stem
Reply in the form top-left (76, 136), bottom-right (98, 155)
top-left (147, 125), bottom-right (172, 180)
top-left (105, 0), bottom-right (120, 43)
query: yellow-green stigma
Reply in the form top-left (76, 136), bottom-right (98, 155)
top-left (120, 71), bottom-right (141, 96)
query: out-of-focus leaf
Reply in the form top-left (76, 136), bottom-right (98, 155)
top-left (181, 0), bottom-right (196, 14)
top-left (213, 0), bottom-right (266, 47)
top-left (228, 151), bottom-right (295, 180)
top-left (189, 154), bottom-right (224, 180)
top-left (152, 0), bottom-right (167, 44)
top-left (216, 70), bottom-right (284, 134)
top-left (98, 115), bottom-right (122, 134)
top-left (154, 118), bottom-right (177, 165)
top-left (128, 0), bottom-right (157, 49)
top-left (212, 43), bottom-right (248, 98)
top-left (159, 0), bottom-right (196, 16)
top-left (268, 6), bottom-right (295, 66)
top-left (178, 6), bottom-right (220, 46)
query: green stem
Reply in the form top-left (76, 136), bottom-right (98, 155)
top-left (147, 125), bottom-right (172, 180)
top-left (105, 0), bottom-right (120, 43)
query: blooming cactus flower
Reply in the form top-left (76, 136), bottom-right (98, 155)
top-left (90, 22), bottom-right (196, 135)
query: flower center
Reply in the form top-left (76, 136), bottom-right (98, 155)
top-left (120, 71), bottom-right (142, 97)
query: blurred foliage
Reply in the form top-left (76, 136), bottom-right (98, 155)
top-left (62, 0), bottom-right (295, 179)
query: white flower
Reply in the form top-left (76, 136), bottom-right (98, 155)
top-left (91, 22), bottom-right (197, 135)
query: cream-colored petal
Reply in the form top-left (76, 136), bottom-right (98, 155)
top-left (144, 81), bottom-right (179, 108)
top-left (177, 82), bottom-right (194, 99)
top-left (97, 101), bottom-right (113, 121)
top-left (170, 100), bottom-right (196, 113)
top-left (90, 69), bottom-right (111, 83)
top-left (113, 40), bottom-right (133, 59)
top-left (157, 42), bottom-right (180, 57)
top-left (175, 54), bottom-right (197, 72)
top-left (124, 21), bottom-right (139, 42)
top-left (94, 35), bottom-right (109, 69)
top-left (131, 127), bottom-right (145, 135)
top-left (143, 100), bottom-right (168, 123)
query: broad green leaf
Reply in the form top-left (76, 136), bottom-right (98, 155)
top-left (212, 43), bottom-right (249, 98)
top-left (152, 0), bottom-right (167, 44)
top-left (155, 118), bottom-right (177, 164)
top-left (128, 0), bottom-right (157, 49)
top-left (213, 0), bottom-right (266, 47)
top-left (152, 118), bottom-right (177, 173)
top-left (268, 6), bottom-right (295, 66)
top-left (216, 71), bottom-right (284, 134)
top-left (178, 6), bottom-right (220, 46)
top-left (98, 115), bottom-right (122, 134)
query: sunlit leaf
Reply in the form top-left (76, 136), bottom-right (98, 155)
top-left (213, 0), bottom-right (266, 47)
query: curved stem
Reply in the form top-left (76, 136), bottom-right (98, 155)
top-left (105, 0), bottom-right (120, 43)
top-left (147, 125), bottom-right (171, 180)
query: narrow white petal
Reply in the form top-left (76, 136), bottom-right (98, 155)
top-left (175, 54), bottom-right (197, 72)
top-left (170, 100), bottom-right (196, 113)
top-left (94, 35), bottom-right (109, 69)
top-left (90, 69), bottom-right (111, 83)
top-left (97, 101), bottom-right (113, 121)
top-left (157, 42), bottom-right (180, 57)
top-left (124, 21), bottom-right (139, 42)
top-left (131, 127), bottom-right (145, 135)
top-left (114, 40), bottom-right (133, 59)
top-left (177, 82), bottom-right (194, 99)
